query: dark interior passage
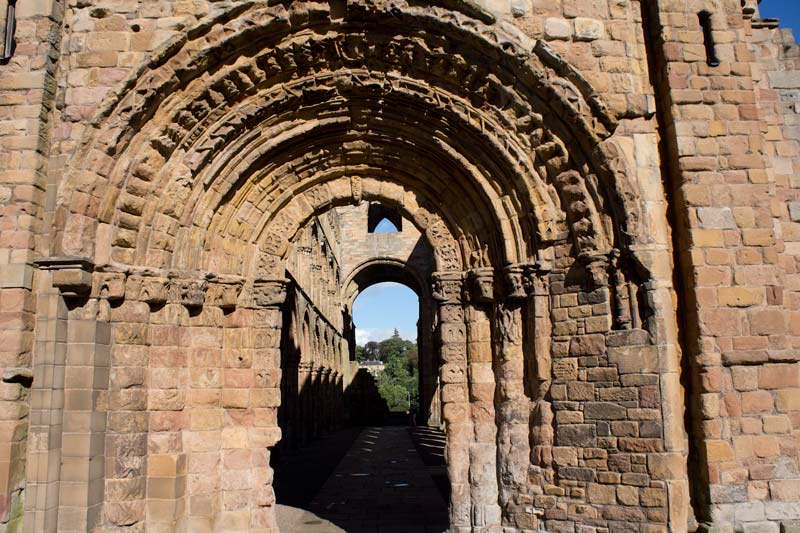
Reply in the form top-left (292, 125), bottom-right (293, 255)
top-left (274, 420), bottom-right (448, 533)
top-left (271, 204), bottom-right (447, 531)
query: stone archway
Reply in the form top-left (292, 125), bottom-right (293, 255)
top-left (26, 1), bottom-right (690, 532)
top-left (341, 257), bottom-right (439, 426)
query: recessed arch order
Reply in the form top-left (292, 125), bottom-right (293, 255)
top-left (342, 257), bottom-right (430, 308)
top-left (54, 0), bottom-right (646, 282)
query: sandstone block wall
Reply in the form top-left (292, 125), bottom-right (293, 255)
top-left (0, 0), bottom-right (797, 531)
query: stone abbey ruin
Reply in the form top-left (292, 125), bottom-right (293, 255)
top-left (0, 0), bottom-right (800, 531)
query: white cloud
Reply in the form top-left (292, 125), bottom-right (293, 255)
top-left (352, 282), bottom-right (419, 345)
top-left (355, 328), bottom-right (395, 345)
top-left (355, 327), bottom-right (416, 345)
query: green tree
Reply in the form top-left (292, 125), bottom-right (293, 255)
top-left (363, 341), bottom-right (381, 361)
top-left (358, 330), bottom-right (419, 413)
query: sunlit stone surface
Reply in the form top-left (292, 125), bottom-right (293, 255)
top-left (0, 0), bottom-right (799, 531)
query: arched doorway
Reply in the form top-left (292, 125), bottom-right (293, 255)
top-left (29, 2), bottom-right (689, 532)
top-left (343, 258), bottom-right (439, 427)
top-left (272, 205), bottom-right (448, 532)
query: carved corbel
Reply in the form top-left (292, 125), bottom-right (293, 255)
top-left (351, 176), bottom-right (363, 204)
top-left (35, 256), bottom-right (94, 298)
top-left (467, 267), bottom-right (494, 304)
top-left (431, 271), bottom-right (466, 304)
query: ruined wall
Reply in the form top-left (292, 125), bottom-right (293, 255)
top-left (335, 203), bottom-right (431, 284)
top-left (279, 214), bottom-right (351, 451)
top-left (640, 1), bottom-right (800, 529)
top-left (0, 0), bottom-right (798, 531)
top-left (334, 204), bottom-right (442, 424)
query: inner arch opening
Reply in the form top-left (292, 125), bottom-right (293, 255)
top-left (352, 282), bottom-right (420, 412)
top-left (272, 203), bottom-right (447, 532)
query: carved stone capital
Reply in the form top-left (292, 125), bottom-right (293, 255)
top-left (579, 253), bottom-right (611, 289)
top-left (168, 278), bottom-right (207, 307)
top-left (467, 267), bottom-right (494, 304)
top-left (251, 279), bottom-right (289, 308)
top-left (35, 256), bottom-right (95, 298)
top-left (207, 280), bottom-right (244, 309)
top-left (503, 264), bottom-right (528, 301)
top-left (126, 275), bottom-right (169, 305)
top-left (431, 271), bottom-right (466, 304)
top-left (92, 272), bottom-right (126, 301)
top-left (502, 263), bottom-right (548, 301)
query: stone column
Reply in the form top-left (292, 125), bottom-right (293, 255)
top-left (432, 271), bottom-right (471, 533)
top-left (321, 367), bottom-right (332, 432)
top-left (492, 266), bottom-right (533, 530)
top-left (24, 263), bottom-right (71, 532)
top-left (464, 268), bottom-right (501, 531)
top-left (237, 278), bottom-right (287, 533)
top-left (280, 361), bottom-right (299, 450)
top-left (298, 362), bottom-right (313, 445)
top-left (418, 300), bottom-right (439, 426)
top-left (26, 258), bottom-right (111, 533)
top-left (522, 264), bottom-right (553, 480)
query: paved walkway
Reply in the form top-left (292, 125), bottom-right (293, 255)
top-left (275, 425), bottom-right (449, 533)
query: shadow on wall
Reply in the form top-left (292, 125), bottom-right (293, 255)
top-left (271, 368), bottom-right (390, 511)
top-left (344, 368), bottom-right (390, 425)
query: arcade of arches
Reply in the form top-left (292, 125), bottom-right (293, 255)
top-left (1, 0), bottom-right (800, 532)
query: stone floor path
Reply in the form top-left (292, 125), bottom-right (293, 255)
top-left (276, 425), bottom-right (449, 533)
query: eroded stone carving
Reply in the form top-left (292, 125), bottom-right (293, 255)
top-left (495, 304), bottom-right (520, 345)
top-left (93, 272), bottom-right (126, 301)
top-left (432, 271), bottom-right (466, 303)
top-left (207, 280), bottom-right (244, 309)
top-left (468, 267), bottom-right (495, 303)
top-left (252, 279), bottom-right (289, 308)
top-left (134, 276), bottom-right (168, 304)
top-left (167, 279), bottom-right (207, 307)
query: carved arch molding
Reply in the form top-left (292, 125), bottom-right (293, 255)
top-left (54, 0), bottom-right (648, 283)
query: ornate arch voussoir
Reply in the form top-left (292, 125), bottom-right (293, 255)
top-left (55, 0), bottom-right (635, 273)
top-left (251, 177), bottom-right (465, 278)
top-left (592, 138), bottom-right (646, 248)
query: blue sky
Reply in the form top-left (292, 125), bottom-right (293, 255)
top-left (353, 282), bottom-right (419, 344)
top-left (760, 0), bottom-right (800, 35)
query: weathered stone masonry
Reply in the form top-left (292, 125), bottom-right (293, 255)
top-left (0, 0), bottom-right (798, 532)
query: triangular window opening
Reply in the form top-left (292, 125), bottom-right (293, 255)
top-left (373, 217), bottom-right (400, 233)
top-left (367, 203), bottom-right (403, 233)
